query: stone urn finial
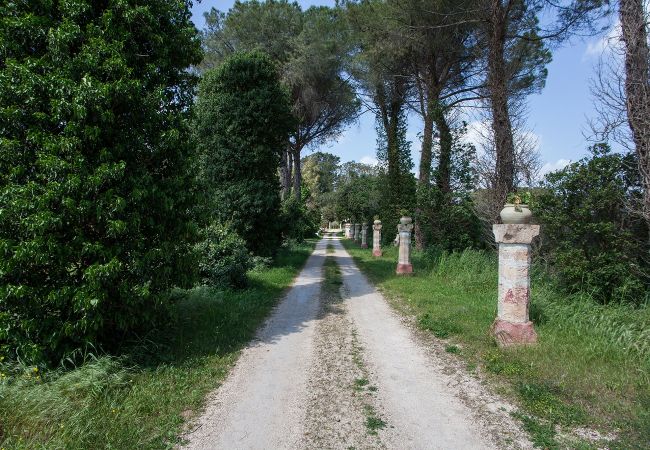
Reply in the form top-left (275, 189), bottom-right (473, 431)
top-left (500, 193), bottom-right (533, 224)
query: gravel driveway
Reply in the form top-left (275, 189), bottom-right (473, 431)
top-left (183, 236), bottom-right (531, 450)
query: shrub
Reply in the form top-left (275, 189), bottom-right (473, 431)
top-left (281, 196), bottom-right (320, 241)
top-left (416, 186), bottom-right (482, 252)
top-left (535, 144), bottom-right (649, 304)
top-left (194, 51), bottom-right (294, 256)
top-left (0, 1), bottom-right (202, 365)
top-left (196, 223), bottom-right (252, 289)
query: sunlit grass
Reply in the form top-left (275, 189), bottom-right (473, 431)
top-left (343, 239), bottom-right (650, 448)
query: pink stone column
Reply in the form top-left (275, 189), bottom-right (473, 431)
top-left (396, 216), bottom-right (413, 275)
top-left (361, 223), bottom-right (369, 248)
top-left (372, 219), bottom-right (382, 257)
top-left (492, 224), bottom-right (540, 346)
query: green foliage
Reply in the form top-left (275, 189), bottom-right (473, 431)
top-left (416, 123), bottom-right (481, 250)
top-left (302, 152), bottom-right (341, 197)
top-left (195, 223), bottom-right (252, 289)
top-left (201, 0), bottom-right (303, 68)
top-left (302, 152), bottom-right (341, 223)
top-left (484, 351), bottom-right (526, 376)
top-left (364, 415), bottom-right (387, 433)
top-left (0, 0), bottom-right (202, 365)
top-left (195, 51), bottom-right (294, 256)
top-left (445, 344), bottom-right (461, 354)
top-left (507, 190), bottom-right (532, 205)
top-left (0, 241), bottom-right (315, 448)
top-left (417, 313), bottom-right (461, 338)
top-left (335, 172), bottom-right (382, 224)
top-left (513, 413), bottom-right (559, 449)
top-left (281, 196), bottom-right (320, 241)
top-left (517, 382), bottom-right (586, 426)
top-left (416, 187), bottom-right (482, 251)
top-left (535, 144), bottom-right (649, 304)
top-left (375, 111), bottom-right (417, 237)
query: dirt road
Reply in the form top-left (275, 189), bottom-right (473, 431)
top-left (183, 236), bottom-right (530, 449)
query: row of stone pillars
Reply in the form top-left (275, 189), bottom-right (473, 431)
top-left (341, 214), bottom-right (540, 347)
top-left (344, 220), bottom-right (384, 257)
top-left (344, 218), bottom-right (411, 273)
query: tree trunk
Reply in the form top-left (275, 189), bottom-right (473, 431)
top-left (414, 97), bottom-right (435, 250)
top-left (433, 103), bottom-right (452, 195)
top-left (377, 80), bottom-right (406, 208)
top-left (418, 101), bottom-right (435, 186)
top-left (620, 0), bottom-right (650, 229)
top-left (488, 0), bottom-right (516, 215)
top-left (280, 149), bottom-right (291, 200)
top-left (292, 147), bottom-right (302, 201)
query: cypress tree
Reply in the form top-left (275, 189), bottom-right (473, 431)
top-left (195, 52), bottom-right (294, 256)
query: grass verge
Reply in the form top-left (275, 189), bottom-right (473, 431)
top-left (0, 240), bottom-right (316, 449)
top-left (342, 239), bottom-right (649, 449)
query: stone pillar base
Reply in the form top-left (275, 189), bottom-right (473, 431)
top-left (361, 243), bottom-right (368, 248)
top-left (396, 263), bottom-right (413, 275)
top-left (492, 319), bottom-right (537, 347)
top-left (372, 250), bottom-right (382, 257)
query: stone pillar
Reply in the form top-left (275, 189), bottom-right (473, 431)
top-left (396, 216), bottom-right (413, 274)
top-left (344, 223), bottom-right (352, 239)
top-left (361, 223), bottom-right (368, 248)
top-left (492, 224), bottom-right (540, 347)
top-left (354, 223), bottom-right (360, 242)
top-left (372, 219), bottom-right (382, 257)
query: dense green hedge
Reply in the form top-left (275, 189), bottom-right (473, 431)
top-left (194, 51), bottom-right (294, 256)
top-left (0, 1), bottom-right (202, 364)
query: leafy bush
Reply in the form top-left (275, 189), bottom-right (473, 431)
top-left (196, 223), bottom-right (252, 289)
top-left (194, 51), bottom-right (294, 256)
top-left (281, 196), bottom-right (320, 241)
top-left (0, 1), bottom-right (202, 365)
top-left (535, 144), bottom-right (649, 304)
top-left (416, 186), bottom-right (482, 252)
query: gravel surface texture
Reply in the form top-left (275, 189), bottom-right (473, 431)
top-left (182, 235), bottom-right (531, 449)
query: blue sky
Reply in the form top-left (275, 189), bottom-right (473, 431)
top-left (191, 0), bottom-right (617, 177)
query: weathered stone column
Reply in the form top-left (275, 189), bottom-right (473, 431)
top-left (372, 219), bottom-right (382, 257)
top-left (361, 223), bottom-right (368, 248)
top-left (354, 223), bottom-right (360, 242)
top-left (492, 224), bottom-right (540, 346)
top-left (344, 223), bottom-right (352, 239)
top-left (396, 216), bottom-right (413, 274)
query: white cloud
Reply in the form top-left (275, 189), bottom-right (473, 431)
top-left (539, 159), bottom-right (571, 178)
top-left (360, 155), bottom-right (379, 166)
top-left (463, 120), bottom-right (491, 148)
top-left (584, 20), bottom-right (622, 60)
